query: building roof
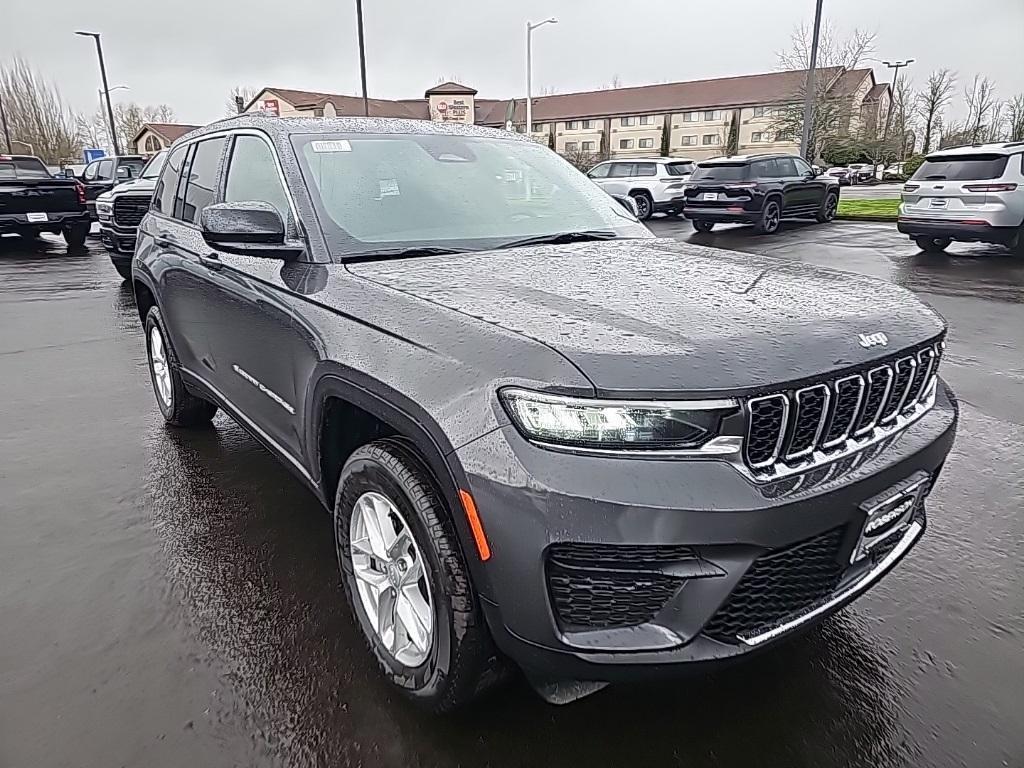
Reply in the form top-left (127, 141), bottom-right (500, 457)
top-left (133, 122), bottom-right (201, 144)
top-left (247, 88), bottom-right (429, 118)
top-left (866, 83), bottom-right (890, 100)
top-left (424, 81), bottom-right (477, 96)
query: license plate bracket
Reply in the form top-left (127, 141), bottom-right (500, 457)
top-left (26, 212), bottom-right (48, 223)
top-left (852, 471), bottom-right (929, 563)
top-left (701, 192), bottom-right (719, 201)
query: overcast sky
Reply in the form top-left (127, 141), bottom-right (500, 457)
top-left (4, 0), bottom-right (1023, 125)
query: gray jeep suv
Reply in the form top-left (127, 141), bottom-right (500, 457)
top-left (132, 116), bottom-right (958, 711)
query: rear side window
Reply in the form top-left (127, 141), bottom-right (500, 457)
top-left (224, 135), bottom-right (291, 222)
top-left (690, 163), bottom-right (748, 181)
top-left (609, 163), bottom-right (636, 178)
top-left (912, 154), bottom-right (1009, 181)
top-left (664, 162), bottom-right (694, 176)
top-left (634, 163), bottom-right (656, 177)
top-left (179, 138), bottom-right (226, 224)
top-left (152, 145), bottom-right (186, 215)
top-left (0, 157), bottom-right (51, 179)
top-left (588, 163), bottom-right (610, 179)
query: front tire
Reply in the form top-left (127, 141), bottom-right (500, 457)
top-left (335, 439), bottom-right (505, 712)
top-left (816, 191), bottom-right (839, 223)
top-left (692, 219), bottom-right (715, 233)
top-left (62, 222), bottom-right (89, 249)
top-left (755, 199), bottom-right (782, 234)
top-left (915, 236), bottom-right (951, 253)
top-left (630, 192), bottom-right (653, 221)
top-left (144, 307), bottom-right (218, 427)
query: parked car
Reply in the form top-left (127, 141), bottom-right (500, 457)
top-left (897, 141), bottom-right (1024, 253)
top-left (0, 153), bottom-right (91, 247)
top-left (587, 157), bottom-right (695, 220)
top-left (847, 163), bottom-right (876, 183)
top-left (133, 117), bottom-right (957, 711)
top-left (882, 162), bottom-right (907, 182)
top-left (67, 155), bottom-right (147, 219)
top-left (96, 150), bottom-right (167, 280)
top-left (682, 154), bottom-right (840, 234)
top-left (825, 167), bottom-right (853, 186)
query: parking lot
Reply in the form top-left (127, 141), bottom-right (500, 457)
top-left (1, 222), bottom-right (1022, 768)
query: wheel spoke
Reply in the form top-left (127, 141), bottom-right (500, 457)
top-left (396, 588), bottom-right (431, 653)
top-left (377, 587), bottom-right (397, 652)
top-left (357, 497), bottom-right (392, 559)
top-left (387, 528), bottom-right (412, 560)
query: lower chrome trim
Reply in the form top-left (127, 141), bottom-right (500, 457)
top-left (738, 519), bottom-right (924, 646)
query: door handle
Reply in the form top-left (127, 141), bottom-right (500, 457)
top-left (199, 252), bottom-right (223, 270)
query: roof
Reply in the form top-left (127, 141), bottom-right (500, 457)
top-left (927, 141), bottom-right (1024, 157)
top-left (133, 122), bottom-right (202, 145)
top-left (476, 67), bottom-right (856, 125)
top-left (249, 88), bottom-right (429, 119)
top-left (828, 68), bottom-right (873, 98)
top-left (699, 153), bottom-right (796, 164)
top-left (424, 81), bottom-right (478, 96)
top-left (185, 114), bottom-right (530, 142)
top-left (866, 83), bottom-right (890, 100)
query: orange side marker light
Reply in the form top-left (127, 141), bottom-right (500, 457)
top-left (458, 489), bottom-right (491, 562)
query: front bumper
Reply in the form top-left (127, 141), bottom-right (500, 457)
top-left (897, 217), bottom-right (1019, 245)
top-left (456, 382), bottom-right (957, 681)
top-left (98, 221), bottom-right (139, 255)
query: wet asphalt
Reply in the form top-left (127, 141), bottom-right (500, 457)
top-left (0, 222), bottom-right (1022, 768)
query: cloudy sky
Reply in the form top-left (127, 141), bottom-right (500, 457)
top-left (4, 0), bottom-right (1023, 125)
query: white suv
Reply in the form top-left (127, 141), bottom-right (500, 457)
top-left (587, 157), bottom-right (695, 220)
top-left (898, 142), bottom-right (1024, 253)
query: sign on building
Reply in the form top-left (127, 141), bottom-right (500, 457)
top-left (260, 99), bottom-right (280, 117)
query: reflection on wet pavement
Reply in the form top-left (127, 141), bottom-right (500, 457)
top-left (1, 230), bottom-right (1022, 767)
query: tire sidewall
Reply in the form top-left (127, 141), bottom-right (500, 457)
top-left (144, 308), bottom-right (175, 420)
top-left (335, 454), bottom-right (456, 701)
top-left (761, 199), bottom-right (781, 233)
top-left (821, 191), bottom-right (838, 222)
top-left (631, 192), bottom-right (652, 220)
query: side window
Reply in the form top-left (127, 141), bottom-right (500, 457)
top-left (96, 159), bottom-right (114, 180)
top-left (609, 163), bottom-right (635, 178)
top-left (634, 163), bottom-right (657, 177)
top-left (152, 145), bottom-right (186, 215)
top-left (224, 135), bottom-right (291, 221)
top-left (588, 163), bottom-right (610, 179)
top-left (180, 138), bottom-right (226, 224)
top-left (793, 158), bottom-right (813, 176)
top-left (753, 159), bottom-right (778, 178)
top-left (83, 161), bottom-right (99, 181)
top-left (775, 157), bottom-right (799, 177)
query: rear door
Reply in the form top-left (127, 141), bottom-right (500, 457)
top-left (902, 153), bottom-right (1010, 221)
top-left (772, 156), bottom-right (812, 214)
top-left (592, 162), bottom-right (636, 196)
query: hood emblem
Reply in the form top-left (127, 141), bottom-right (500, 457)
top-left (858, 332), bottom-right (889, 349)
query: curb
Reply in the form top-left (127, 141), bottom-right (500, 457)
top-left (835, 214), bottom-right (897, 223)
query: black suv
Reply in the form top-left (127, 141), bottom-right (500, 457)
top-left (69, 155), bottom-right (146, 219)
top-left (132, 117), bottom-right (956, 711)
top-left (683, 154), bottom-right (840, 234)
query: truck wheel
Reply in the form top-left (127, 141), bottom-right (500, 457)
top-left (62, 222), bottom-right (90, 249)
top-left (816, 191), bottom-right (839, 223)
top-left (630, 192), bottom-right (653, 221)
top-left (692, 219), bottom-right (715, 233)
top-left (144, 307), bottom-right (218, 427)
top-left (915, 236), bottom-right (950, 253)
top-left (335, 439), bottom-right (507, 712)
top-left (755, 199), bottom-right (782, 234)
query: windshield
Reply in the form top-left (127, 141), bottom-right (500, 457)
top-left (690, 163), bottom-right (748, 182)
top-left (0, 157), bottom-right (51, 180)
top-left (141, 151), bottom-right (167, 179)
top-left (912, 154), bottom-right (1009, 181)
top-left (293, 132), bottom-right (647, 258)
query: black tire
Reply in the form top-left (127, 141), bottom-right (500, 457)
top-left (915, 236), bottom-right (951, 253)
top-left (144, 306), bottom-right (218, 427)
top-left (630, 192), bottom-right (653, 221)
top-left (755, 198), bottom-right (782, 234)
top-left (335, 439), bottom-right (506, 712)
top-left (692, 219), bottom-right (715, 233)
top-left (816, 191), bottom-right (839, 223)
top-left (62, 222), bottom-right (90, 249)
top-left (113, 261), bottom-right (133, 282)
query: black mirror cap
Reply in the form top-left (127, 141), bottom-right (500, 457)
top-left (201, 201), bottom-right (285, 246)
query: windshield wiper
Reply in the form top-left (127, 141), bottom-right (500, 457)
top-left (923, 174), bottom-right (947, 180)
top-left (495, 230), bottom-right (621, 250)
top-left (342, 246), bottom-right (466, 262)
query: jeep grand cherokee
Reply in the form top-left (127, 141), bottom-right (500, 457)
top-left (132, 116), bottom-right (957, 711)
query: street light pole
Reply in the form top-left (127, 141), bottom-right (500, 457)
top-left (882, 59), bottom-right (914, 142)
top-left (76, 31), bottom-right (121, 156)
top-left (525, 18), bottom-right (557, 138)
top-left (799, 0), bottom-right (824, 162)
top-left (355, 0), bottom-right (369, 116)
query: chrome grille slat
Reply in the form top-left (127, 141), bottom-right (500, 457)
top-left (742, 341), bottom-right (943, 478)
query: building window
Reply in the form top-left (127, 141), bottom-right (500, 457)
top-left (679, 135), bottom-right (697, 146)
top-left (619, 138), bottom-right (634, 149)
top-left (775, 130), bottom-right (795, 142)
top-left (144, 135), bottom-right (161, 152)
top-left (581, 119), bottom-right (593, 129)
top-left (701, 134), bottom-right (721, 146)
top-left (565, 120), bottom-right (578, 130)
top-left (621, 116), bottom-right (636, 127)
top-left (703, 110), bottom-right (721, 121)
top-left (753, 106), bottom-right (778, 118)
top-left (565, 141), bottom-right (579, 152)
top-left (582, 140), bottom-right (596, 151)
top-left (751, 131), bottom-right (766, 142)
top-left (638, 137), bottom-right (654, 148)
top-left (531, 123), bottom-right (545, 132)
top-left (639, 115), bottom-right (654, 125)
top-left (682, 112), bottom-right (698, 122)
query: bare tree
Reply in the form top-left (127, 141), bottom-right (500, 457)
top-left (560, 145), bottom-right (599, 172)
top-left (0, 56), bottom-right (82, 163)
top-left (776, 21), bottom-right (875, 71)
top-left (1006, 94), bottom-right (1024, 142)
top-left (938, 119), bottom-right (971, 149)
top-left (77, 101), bottom-right (177, 153)
top-left (964, 75), bottom-right (999, 143)
top-left (600, 74), bottom-right (623, 91)
top-left (915, 69), bottom-right (956, 154)
top-left (225, 86), bottom-right (258, 116)
top-left (891, 76), bottom-right (917, 157)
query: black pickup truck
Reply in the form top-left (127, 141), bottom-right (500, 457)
top-left (1, 154), bottom-right (91, 247)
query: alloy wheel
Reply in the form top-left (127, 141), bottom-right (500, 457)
top-left (825, 195), bottom-right (838, 220)
top-left (634, 195), bottom-right (651, 219)
top-left (349, 491), bottom-right (433, 667)
top-left (765, 202), bottom-right (780, 232)
top-left (149, 326), bottom-right (173, 408)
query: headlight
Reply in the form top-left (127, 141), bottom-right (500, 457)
top-left (500, 388), bottom-right (738, 451)
top-left (96, 201), bottom-right (112, 214)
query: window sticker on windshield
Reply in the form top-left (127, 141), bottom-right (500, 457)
top-left (310, 140), bottom-right (352, 153)
top-left (379, 178), bottom-right (400, 197)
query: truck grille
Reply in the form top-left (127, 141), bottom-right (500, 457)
top-left (112, 195), bottom-right (149, 227)
top-left (743, 340), bottom-right (943, 477)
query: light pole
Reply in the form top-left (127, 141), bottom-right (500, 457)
top-left (799, 0), bottom-right (824, 161)
top-left (525, 18), bottom-right (557, 138)
top-left (355, 0), bottom-right (369, 116)
top-left (76, 31), bottom-right (121, 156)
top-left (882, 59), bottom-right (914, 142)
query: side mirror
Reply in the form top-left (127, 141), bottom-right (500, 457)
top-left (64, 168), bottom-right (76, 179)
top-left (117, 166), bottom-right (134, 180)
top-left (200, 201), bottom-right (302, 260)
top-left (803, 170), bottom-right (816, 179)
top-left (610, 194), bottom-right (639, 218)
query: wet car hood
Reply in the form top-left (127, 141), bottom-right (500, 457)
top-left (105, 177), bottom-right (157, 198)
top-left (346, 238), bottom-right (945, 395)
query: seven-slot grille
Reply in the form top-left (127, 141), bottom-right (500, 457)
top-left (744, 340), bottom-right (944, 474)
top-left (112, 195), bottom-right (149, 227)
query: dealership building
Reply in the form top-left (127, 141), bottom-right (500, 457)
top-left (243, 66), bottom-right (890, 162)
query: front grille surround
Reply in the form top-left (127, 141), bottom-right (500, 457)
top-left (112, 195), bottom-right (149, 228)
